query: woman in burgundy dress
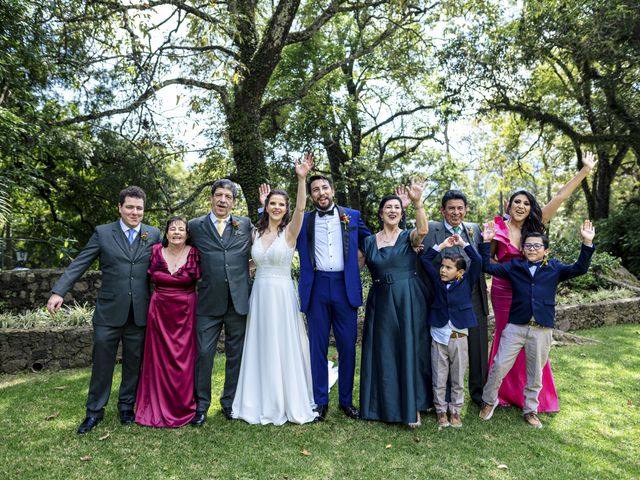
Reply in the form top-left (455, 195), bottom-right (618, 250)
top-left (136, 216), bottom-right (200, 427)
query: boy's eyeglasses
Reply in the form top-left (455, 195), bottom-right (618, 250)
top-left (523, 243), bottom-right (545, 251)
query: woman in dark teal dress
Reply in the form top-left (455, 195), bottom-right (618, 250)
top-left (360, 178), bottom-right (432, 427)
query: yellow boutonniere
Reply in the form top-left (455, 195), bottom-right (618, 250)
top-left (467, 227), bottom-right (474, 241)
top-left (140, 231), bottom-right (149, 242)
top-left (340, 213), bottom-right (351, 228)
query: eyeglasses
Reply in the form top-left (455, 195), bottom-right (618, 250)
top-left (523, 243), bottom-right (545, 251)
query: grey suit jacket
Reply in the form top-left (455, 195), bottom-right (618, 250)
top-left (52, 221), bottom-right (161, 327)
top-left (421, 220), bottom-right (489, 316)
top-left (189, 213), bottom-right (253, 317)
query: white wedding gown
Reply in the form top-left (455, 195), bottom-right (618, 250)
top-left (232, 232), bottom-right (318, 425)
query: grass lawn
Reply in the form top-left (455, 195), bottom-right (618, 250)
top-left (1, 324), bottom-right (639, 480)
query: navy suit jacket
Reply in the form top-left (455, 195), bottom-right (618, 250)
top-left (480, 243), bottom-right (595, 328)
top-left (421, 244), bottom-right (480, 329)
top-left (296, 206), bottom-right (371, 313)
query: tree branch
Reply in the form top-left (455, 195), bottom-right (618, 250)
top-left (53, 78), bottom-right (229, 126)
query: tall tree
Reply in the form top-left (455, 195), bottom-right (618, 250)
top-left (50, 0), bottom-right (431, 219)
top-left (439, 0), bottom-right (640, 218)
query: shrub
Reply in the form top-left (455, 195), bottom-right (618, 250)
top-left (0, 302), bottom-right (93, 329)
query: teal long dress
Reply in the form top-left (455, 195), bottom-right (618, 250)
top-left (360, 229), bottom-right (433, 423)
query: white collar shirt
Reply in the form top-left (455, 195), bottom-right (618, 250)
top-left (314, 205), bottom-right (344, 272)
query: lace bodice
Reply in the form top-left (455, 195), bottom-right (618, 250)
top-left (251, 231), bottom-right (294, 278)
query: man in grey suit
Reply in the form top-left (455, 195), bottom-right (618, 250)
top-left (188, 179), bottom-right (253, 426)
top-left (421, 190), bottom-right (489, 407)
top-left (47, 186), bottom-right (161, 434)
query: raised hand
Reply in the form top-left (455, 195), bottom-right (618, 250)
top-left (406, 176), bottom-right (426, 206)
top-left (581, 151), bottom-right (598, 171)
top-left (482, 221), bottom-right (496, 242)
top-left (438, 235), bottom-right (456, 250)
top-left (451, 234), bottom-right (465, 247)
top-left (295, 152), bottom-right (314, 179)
top-left (394, 185), bottom-right (411, 209)
top-left (258, 183), bottom-right (271, 207)
top-left (580, 219), bottom-right (596, 245)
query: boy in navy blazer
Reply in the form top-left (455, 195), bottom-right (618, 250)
top-left (421, 234), bottom-right (481, 428)
top-left (479, 220), bottom-right (596, 428)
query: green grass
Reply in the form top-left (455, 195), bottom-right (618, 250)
top-left (1, 325), bottom-right (639, 480)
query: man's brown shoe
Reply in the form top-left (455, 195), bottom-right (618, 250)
top-left (450, 413), bottom-right (463, 428)
top-left (479, 402), bottom-right (497, 421)
top-left (437, 412), bottom-right (450, 428)
top-left (523, 412), bottom-right (543, 429)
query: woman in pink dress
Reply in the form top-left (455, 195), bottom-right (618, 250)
top-left (135, 216), bottom-right (200, 427)
top-left (488, 152), bottom-right (597, 412)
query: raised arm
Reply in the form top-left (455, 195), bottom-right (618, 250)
top-left (406, 177), bottom-right (429, 247)
top-left (541, 151), bottom-right (597, 222)
top-left (558, 220), bottom-right (596, 281)
top-left (285, 152), bottom-right (314, 246)
top-left (480, 222), bottom-right (511, 279)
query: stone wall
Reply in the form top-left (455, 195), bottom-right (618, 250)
top-left (0, 269), bottom-right (102, 313)
top-left (1, 296), bottom-right (639, 374)
top-left (0, 326), bottom-right (96, 374)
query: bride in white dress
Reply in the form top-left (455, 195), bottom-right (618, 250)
top-left (232, 153), bottom-right (318, 425)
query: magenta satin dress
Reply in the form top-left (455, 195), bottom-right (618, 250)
top-left (135, 244), bottom-right (200, 427)
top-left (487, 217), bottom-right (559, 412)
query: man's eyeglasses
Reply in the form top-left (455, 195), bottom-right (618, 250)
top-left (523, 243), bottom-right (545, 251)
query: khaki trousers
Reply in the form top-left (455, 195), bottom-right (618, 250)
top-left (431, 336), bottom-right (468, 415)
top-left (482, 322), bottom-right (553, 414)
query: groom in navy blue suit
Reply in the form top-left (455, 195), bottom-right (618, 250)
top-left (297, 175), bottom-right (371, 420)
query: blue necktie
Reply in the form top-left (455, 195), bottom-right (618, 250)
top-left (127, 229), bottom-right (136, 244)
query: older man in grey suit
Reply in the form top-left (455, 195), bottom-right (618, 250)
top-left (421, 190), bottom-right (489, 407)
top-left (188, 179), bottom-right (253, 426)
top-left (47, 186), bottom-right (161, 434)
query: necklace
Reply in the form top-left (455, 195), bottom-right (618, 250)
top-left (164, 245), bottom-right (188, 269)
top-left (379, 229), bottom-right (400, 244)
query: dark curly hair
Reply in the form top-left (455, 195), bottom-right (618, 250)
top-left (507, 190), bottom-right (546, 241)
top-left (256, 190), bottom-right (291, 235)
top-left (161, 216), bottom-right (192, 247)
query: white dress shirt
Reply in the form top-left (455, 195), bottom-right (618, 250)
top-left (314, 205), bottom-right (344, 272)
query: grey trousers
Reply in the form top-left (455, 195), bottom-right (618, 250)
top-left (431, 336), bottom-right (468, 415)
top-left (86, 313), bottom-right (145, 417)
top-left (482, 322), bottom-right (553, 414)
top-left (194, 302), bottom-right (247, 412)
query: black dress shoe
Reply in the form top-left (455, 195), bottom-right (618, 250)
top-left (190, 412), bottom-right (207, 427)
top-left (77, 416), bottom-right (102, 434)
top-left (221, 406), bottom-right (233, 420)
top-left (119, 410), bottom-right (135, 425)
top-left (339, 404), bottom-right (361, 420)
top-left (313, 404), bottom-right (328, 421)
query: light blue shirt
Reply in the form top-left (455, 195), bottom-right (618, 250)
top-left (119, 220), bottom-right (140, 241)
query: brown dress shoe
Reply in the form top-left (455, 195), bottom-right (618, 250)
top-left (479, 402), bottom-right (497, 421)
top-left (450, 413), bottom-right (463, 428)
top-left (437, 412), bottom-right (450, 428)
top-left (523, 412), bottom-right (543, 429)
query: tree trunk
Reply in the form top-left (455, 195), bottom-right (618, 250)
top-left (228, 99), bottom-right (268, 222)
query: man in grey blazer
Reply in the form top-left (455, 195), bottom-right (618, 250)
top-left (188, 179), bottom-right (253, 426)
top-left (421, 190), bottom-right (489, 407)
top-left (47, 186), bottom-right (161, 434)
